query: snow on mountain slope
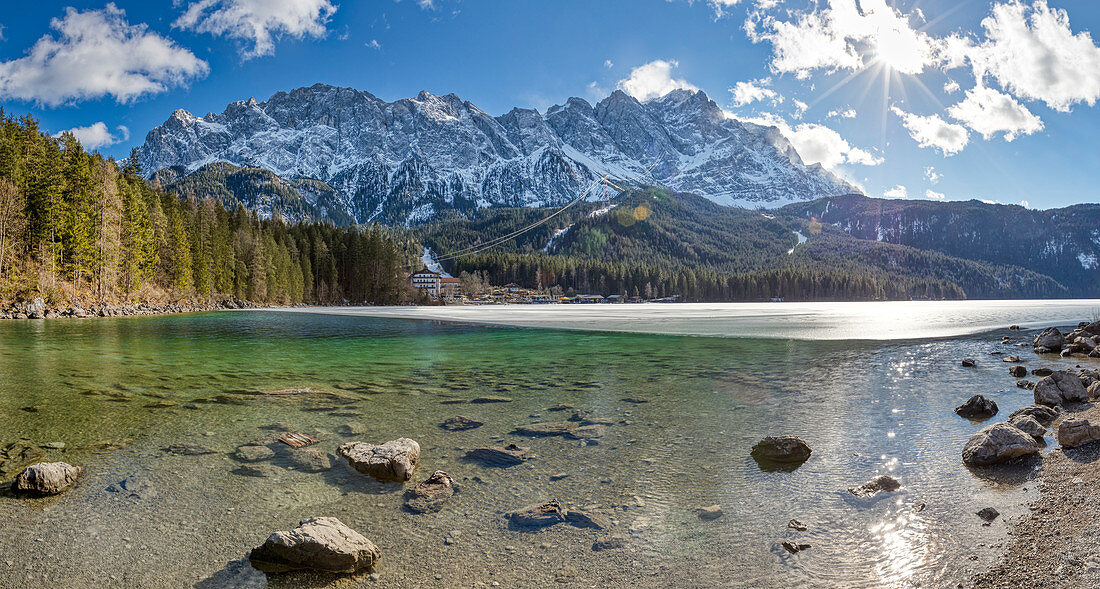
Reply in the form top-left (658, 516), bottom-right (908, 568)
top-left (134, 83), bottom-right (857, 225)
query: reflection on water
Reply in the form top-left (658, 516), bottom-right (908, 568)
top-left (0, 309), bottom-right (1093, 588)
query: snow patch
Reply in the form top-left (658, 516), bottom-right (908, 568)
top-left (787, 230), bottom-right (808, 255)
top-left (1079, 252), bottom-right (1098, 270)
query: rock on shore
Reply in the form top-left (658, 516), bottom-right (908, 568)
top-left (11, 462), bottom-right (82, 496)
top-left (962, 423), bottom-right (1040, 466)
top-left (1034, 371), bottom-right (1088, 406)
top-left (338, 438), bottom-right (420, 482)
top-left (249, 517), bottom-right (380, 574)
top-left (1057, 417), bottom-right (1100, 449)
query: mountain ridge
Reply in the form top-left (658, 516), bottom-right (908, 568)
top-left (133, 83), bottom-right (857, 226)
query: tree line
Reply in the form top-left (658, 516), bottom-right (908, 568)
top-left (0, 111), bottom-right (410, 307)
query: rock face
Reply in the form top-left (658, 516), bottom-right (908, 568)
top-left (403, 470), bottom-right (457, 514)
top-left (847, 475), bottom-right (901, 497)
top-left (955, 395), bottom-right (998, 419)
top-left (1034, 327), bottom-right (1064, 351)
top-left (1033, 371), bottom-right (1088, 406)
top-left (750, 436), bottom-right (812, 464)
top-left (1008, 415), bottom-right (1046, 438)
top-left (338, 438), bottom-right (420, 482)
top-left (249, 517), bottom-right (380, 574)
top-left (962, 423), bottom-right (1041, 466)
top-left (133, 85), bottom-right (856, 226)
top-left (1008, 405), bottom-right (1059, 426)
top-left (11, 462), bottom-right (82, 496)
top-left (1057, 417), bottom-right (1100, 448)
top-left (463, 444), bottom-right (529, 467)
top-left (440, 416), bottom-right (483, 432)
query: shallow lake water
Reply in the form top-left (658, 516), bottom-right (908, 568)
top-left (0, 302), bottom-right (1098, 588)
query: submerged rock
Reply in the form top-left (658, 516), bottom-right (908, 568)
top-left (567, 424), bottom-right (607, 441)
top-left (464, 444), bottom-right (529, 467)
top-left (403, 470), bottom-right (457, 514)
top-left (106, 474), bottom-right (155, 499)
top-left (976, 507), bottom-right (1000, 522)
top-left (955, 395), bottom-right (998, 419)
top-left (12, 462), bottom-right (82, 496)
top-left (235, 445), bottom-right (276, 462)
top-left (847, 475), bottom-right (901, 498)
top-left (750, 436), bottom-right (812, 464)
top-left (0, 442), bottom-right (46, 475)
top-left (1034, 371), bottom-right (1088, 406)
top-left (470, 396), bottom-right (512, 404)
top-left (592, 534), bottom-right (628, 551)
top-left (338, 438), bottom-right (420, 482)
top-left (164, 443), bottom-right (217, 456)
top-left (513, 422), bottom-right (576, 437)
top-left (698, 505), bottom-right (724, 520)
top-left (440, 416), bottom-right (483, 432)
top-left (507, 500), bottom-right (567, 529)
top-left (566, 509), bottom-right (612, 530)
top-left (286, 447), bottom-right (332, 472)
top-left (962, 423), bottom-right (1040, 466)
top-left (194, 558), bottom-right (268, 589)
top-left (1057, 417), bottom-right (1100, 449)
top-left (249, 517), bottom-right (380, 574)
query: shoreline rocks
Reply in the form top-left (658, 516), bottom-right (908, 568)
top-left (0, 298), bottom-right (265, 321)
top-left (1034, 371), bottom-right (1088, 407)
top-left (962, 423), bottom-right (1040, 466)
top-left (338, 438), bottom-right (420, 482)
top-left (249, 517), bottom-right (380, 574)
top-left (1057, 417), bottom-right (1100, 449)
top-left (11, 462), bottom-right (82, 496)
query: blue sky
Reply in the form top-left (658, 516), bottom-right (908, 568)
top-left (1, 0), bottom-right (1098, 209)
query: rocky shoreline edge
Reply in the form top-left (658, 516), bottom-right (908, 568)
top-left (0, 297), bottom-right (267, 320)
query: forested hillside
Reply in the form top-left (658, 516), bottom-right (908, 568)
top-left (0, 112), bottom-right (409, 307)
top-left (417, 188), bottom-right (1072, 301)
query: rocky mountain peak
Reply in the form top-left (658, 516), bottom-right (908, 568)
top-left (134, 84), bottom-right (857, 225)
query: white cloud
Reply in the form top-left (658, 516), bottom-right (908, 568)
top-left (729, 78), bottom-right (777, 106)
top-left (884, 184), bottom-right (908, 199)
top-left (617, 60), bottom-right (699, 102)
top-left (604, 59), bottom-right (613, 69)
top-left (53, 122), bottom-right (127, 150)
top-left (890, 106), bottom-right (970, 156)
top-left (175, 0), bottom-right (337, 60)
top-left (792, 99), bottom-right (808, 118)
top-left (924, 166), bottom-right (942, 184)
top-left (943, 80), bottom-right (960, 94)
top-left (1020, 199), bottom-right (1030, 208)
top-left (746, 0), bottom-right (938, 78)
top-left (0, 5), bottom-right (207, 106)
top-left (366, 39), bottom-right (381, 50)
top-left (741, 112), bottom-right (883, 169)
top-left (972, 0), bottom-right (1100, 112)
top-left (946, 85), bottom-right (1043, 141)
top-left (826, 108), bottom-right (856, 119)
top-left (925, 189), bottom-right (945, 200)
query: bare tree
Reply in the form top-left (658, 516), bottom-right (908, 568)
top-left (0, 178), bottom-right (25, 279)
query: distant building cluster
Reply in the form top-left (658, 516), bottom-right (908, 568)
top-left (408, 268), bottom-right (679, 305)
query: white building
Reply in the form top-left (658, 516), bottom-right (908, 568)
top-left (410, 268), bottom-right (442, 296)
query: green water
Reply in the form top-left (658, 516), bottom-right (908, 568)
top-left (0, 311), bottom-right (1088, 588)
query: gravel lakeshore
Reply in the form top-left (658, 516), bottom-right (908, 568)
top-left (973, 403), bottom-right (1100, 588)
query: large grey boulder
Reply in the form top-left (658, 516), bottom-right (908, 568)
top-left (338, 438), bottom-right (420, 482)
top-left (1084, 320), bottom-right (1100, 336)
top-left (1033, 327), bottom-right (1064, 351)
top-left (249, 517), bottom-right (380, 574)
top-left (1057, 417), bottom-right (1100, 449)
top-left (12, 462), bottom-right (82, 496)
top-left (1034, 371), bottom-right (1089, 406)
top-left (1008, 404), bottom-right (1059, 426)
top-left (962, 423), bottom-right (1040, 466)
top-left (403, 470), bottom-right (457, 514)
top-left (750, 436), bottom-right (812, 464)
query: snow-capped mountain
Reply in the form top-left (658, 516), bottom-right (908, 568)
top-left (134, 83), bottom-right (857, 225)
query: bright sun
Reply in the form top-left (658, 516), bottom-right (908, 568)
top-left (872, 23), bottom-right (928, 75)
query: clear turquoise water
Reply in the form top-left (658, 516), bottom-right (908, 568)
top-left (0, 308), bottom-right (1095, 588)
